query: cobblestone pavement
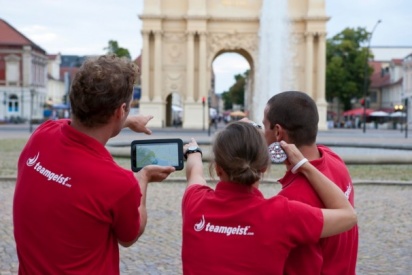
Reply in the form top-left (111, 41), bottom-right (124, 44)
top-left (1, 181), bottom-right (411, 274)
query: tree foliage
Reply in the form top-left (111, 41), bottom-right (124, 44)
top-left (104, 40), bottom-right (131, 59)
top-left (326, 27), bottom-right (373, 110)
top-left (221, 70), bottom-right (249, 110)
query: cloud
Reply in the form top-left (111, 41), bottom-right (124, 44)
top-left (213, 54), bottom-right (250, 74)
top-left (326, 0), bottom-right (412, 46)
top-left (20, 25), bottom-right (58, 43)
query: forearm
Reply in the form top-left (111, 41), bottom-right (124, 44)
top-left (137, 205), bottom-right (147, 237)
top-left (299, 162), bottom-right (351, 210)
top-left (186, 153), bottom-right (206, 186)
top-left (298, 162), bottom-right (357, 237)
top-left (136, 171), bottom-right (149, 237)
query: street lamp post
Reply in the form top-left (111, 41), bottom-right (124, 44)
top-left (405, 98), bottom-right (409, 139)
top-left (29, 89), bottom-right (35, 133)
top-left (362, 19), bottom-right (382, 133)
top-left (394, 104), bottom-right (404, 132)
top-left (202, 96), bottom-right (206, 131)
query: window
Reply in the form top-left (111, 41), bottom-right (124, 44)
top-left (5, 54), bottom-right (21, 85)
top-left (369, 91), bottom-right (377, 103)
top-left (8, 94), bottom-right (19, 112)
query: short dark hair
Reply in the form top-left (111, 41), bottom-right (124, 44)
top-left (211, 121), bottom-right (270, 186)
top-left (266, 91), bottom-right (318, 146)
top-left (69, 54), bottom-right (139, 128)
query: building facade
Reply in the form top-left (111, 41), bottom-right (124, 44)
top-left (139, 0), bottom-right (329, 129)
top-left (0, 19), bottom-right (48, 123)
top-left (46, 53), bottom-right (65, 106)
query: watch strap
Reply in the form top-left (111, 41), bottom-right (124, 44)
top-left (184, 147), bottom-right (202, 160)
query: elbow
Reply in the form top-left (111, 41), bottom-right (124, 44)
top-left (118, 227), bottom-right (144, 248)
top-left (350, 210), bottom-right (358, 229)
top-left (118, 236), bottom-right (139, 247)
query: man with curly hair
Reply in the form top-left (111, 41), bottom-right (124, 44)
top-left (13, 55), bottom-right (175, 274)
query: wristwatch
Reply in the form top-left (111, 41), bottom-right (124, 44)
top-left (249, 121), bottom-right (262, 129)
top-left (184, 145), bottom-right (202, 160)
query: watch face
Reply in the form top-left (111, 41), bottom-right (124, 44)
top-left (188, 145), bottom-right (198, 151)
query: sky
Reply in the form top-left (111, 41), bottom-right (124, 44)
top-left (2, 0), bottom-right (412, 94)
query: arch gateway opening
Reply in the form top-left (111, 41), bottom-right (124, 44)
top-left (139, 0), bottom-right (329, 130)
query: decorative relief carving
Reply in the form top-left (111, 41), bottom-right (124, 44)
top-left (166, 72), bottom-right (182, 92)
top-left (167, 44), bottom-right (182, 63)
top-left (163, 33), bottom-right (185, 43)
top-left (290, 32), bottom-right (305, 45)
top-left (163, 33), bottom-right (185, 64)
top-left (208, 33), bottom-right (258, 60)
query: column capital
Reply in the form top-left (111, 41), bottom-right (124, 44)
top-left (153, 30), bottom-right (163, 36)
top-left (186, 31), bottom-right (196, 36)
top-left (198, 31), bottom-right (207, 37)
top-left (304, 32), bottom-right (314, 38)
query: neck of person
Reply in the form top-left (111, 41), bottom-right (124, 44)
top-left (297, 143), bottom-right (320, 161)
top-left (70, 118), bottom-right (116, 145)
top-left (219, 173), bottom-right (260, 190)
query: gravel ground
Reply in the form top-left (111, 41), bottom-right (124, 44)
top-left (1, 181), bottom-right (411, 274)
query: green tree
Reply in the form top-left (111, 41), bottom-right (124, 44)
top-left (221, 91), bottom-right (232, 110)
top-left (104, 40), bottom-right (131, 59)
top-left (326, 27), bottom-right (372, 110)
top-left (221, 70), bottom-right (249, 110)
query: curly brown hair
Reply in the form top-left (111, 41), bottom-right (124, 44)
top-left (69, 54), bottom-right (139, 128)
top-left (210, 121), bottom-right (270, 186)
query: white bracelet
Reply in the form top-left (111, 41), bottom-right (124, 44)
top-left (291, 158), bottom-right (308, 174)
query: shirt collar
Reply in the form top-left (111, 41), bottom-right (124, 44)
top-left (61, 119), bottom-right (112, 160)
top-left (215, 181), bottom-right (264, 198)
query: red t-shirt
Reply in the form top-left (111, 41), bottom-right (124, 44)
top-left (278, 145), bottom-right (358, 275)
top-left (13, 119), bottom-right (142, 274)
top-left (181, 181), bottom-right (324, 275)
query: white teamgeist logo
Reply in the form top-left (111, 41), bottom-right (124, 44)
top-left (27, 152), bottom-right (72, 188)
top-left (344, 184), bottom-right (352, 199)
top-left (194, 215), bottom-right (254, 236)
top-left (26, 152), bottom-right (39, 166)
top-left (194, 215), bottom-right (206, 231)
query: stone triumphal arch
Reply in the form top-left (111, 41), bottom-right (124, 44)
top-left (139, 0), bottom-right (329, 129)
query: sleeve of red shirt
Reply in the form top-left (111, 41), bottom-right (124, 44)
top-left (284, 200), bottom-right (324, 246)
top-left (182, 184), bottom-right (211, 215)
top-left (111, 183), bottom-right (142, 243)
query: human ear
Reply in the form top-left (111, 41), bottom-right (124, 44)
top-left (115, 103), bottom-right (127, 119)
top-left (274, 124), bottom-right (285, 142)
top-left (215, 164), bottom-right (222, 177)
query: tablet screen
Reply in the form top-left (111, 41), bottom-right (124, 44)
top-left (131, 139), bottom-right (184, 172)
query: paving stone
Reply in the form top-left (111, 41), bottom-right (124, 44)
top-left (1, 181), bottom-right (411, 274)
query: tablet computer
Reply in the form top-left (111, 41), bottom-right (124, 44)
top-left (131, 138), bottom-right (184, 172)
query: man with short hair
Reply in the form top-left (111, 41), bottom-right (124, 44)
top-left (262, 91), bottom-right (358, 275)
top-left (13, 54), bottom-right (175, 274)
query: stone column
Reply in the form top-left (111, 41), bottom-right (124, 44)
top-left (315, 32), bottom-right (328, 130)
top-left (305, 32), bottom-right (314, 96)
top-left (22, 46), bottom-right (32, 87)
top-left (198, 32), bottom-right (207, 102)
top-left (153, 30), bottom-right (163, 102)
top-left (186, 31), bottom-right (195, 102)
top-left (141, 31), bottom-right (150, 101)
top-left (316, 33), bottom-right (326, 101)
